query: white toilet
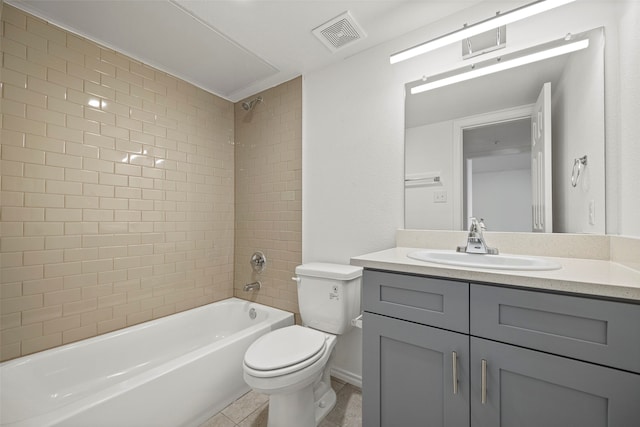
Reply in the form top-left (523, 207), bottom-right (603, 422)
top-left (243, 263), bottom-right (363, 427)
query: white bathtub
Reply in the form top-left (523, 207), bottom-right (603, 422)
top-left (0, 298), bottom-right (293, 427)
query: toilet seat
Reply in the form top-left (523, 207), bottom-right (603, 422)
top-left (244, 326), bottom-right (328, 378)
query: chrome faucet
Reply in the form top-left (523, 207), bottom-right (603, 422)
top-left (456, 218), bottom-right (499, 255)
top-left (243, 281), bottom-right (261, 292)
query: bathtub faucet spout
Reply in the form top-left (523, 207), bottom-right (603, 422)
top-left (243, 281), bottom-right (261, 292)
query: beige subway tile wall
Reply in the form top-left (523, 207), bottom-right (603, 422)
top-left (0, 4), bottom-right (236, 361)
top-left (234, 78), bottom-right (302, 315)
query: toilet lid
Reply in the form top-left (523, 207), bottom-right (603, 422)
top-left (244, 325), bottom-right (327, 371)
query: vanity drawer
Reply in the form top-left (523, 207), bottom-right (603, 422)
top-left (363, 270), bottom-right (469, 333)
top-left (470, 284), bottom-right (640, 373)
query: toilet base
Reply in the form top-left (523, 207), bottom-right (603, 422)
top-left (314, 382), bottom-right (337, 425)
top-left (266, 378), bottom-right (336, 427)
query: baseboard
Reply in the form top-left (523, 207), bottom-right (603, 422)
top-left (330, 367), bottom-right (362, 389)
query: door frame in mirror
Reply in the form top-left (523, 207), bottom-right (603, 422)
top-left (452, 104), bottom-right (534, 230)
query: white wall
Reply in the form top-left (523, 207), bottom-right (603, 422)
top-left (616, 0), bottom-right (640, 237)
top-left (553, 29), bottom-right (606, 233)
top-left (405, 122), bottom-right (454, 230)
top-left (303, 0), bottom-right (639, 384)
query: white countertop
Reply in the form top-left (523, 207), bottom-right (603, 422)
top-left (351, 247), bottom-right (640, 301)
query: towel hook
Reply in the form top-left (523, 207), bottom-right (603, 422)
top-left (571, 155), bottom-right (587, 187)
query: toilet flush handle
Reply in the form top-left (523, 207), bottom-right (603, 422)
top-left (291, 276), bottom-right (300, 284)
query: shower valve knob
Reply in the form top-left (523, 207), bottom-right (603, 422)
top-left (250, 251), bottom-right (266, 273)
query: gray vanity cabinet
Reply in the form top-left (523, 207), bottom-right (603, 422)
top-left (362, 270), bottom-right (470, 427)
top-left (469, 283), bottom-right (640, 426)
top-left (363, 312), bottom-right (469, 427)
top-left (470, 337), bottom-right (640, 427)
top-left (362, 268), bottom-right (640, 427)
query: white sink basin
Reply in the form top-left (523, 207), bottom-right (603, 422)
top-left (407, 250), bottom-right (562, 271)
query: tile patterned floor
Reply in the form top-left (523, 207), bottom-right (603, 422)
top-left (199, 378), bottom-right (362, 427)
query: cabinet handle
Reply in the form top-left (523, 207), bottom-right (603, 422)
top-left (481, 359), bottom-right (487, 404)
top-left (452, 351), bottom-right (458, 395)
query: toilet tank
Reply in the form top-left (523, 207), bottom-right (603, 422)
top-left (294, 263), bottom-right (362, 335)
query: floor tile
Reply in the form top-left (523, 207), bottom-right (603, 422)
top-left (318, 419), bottom-right (340, 427)
top-left (237, 402), bottom-right (269, 427)
top-left (221, 390), bottom-right (269, 424)
top-left (331, 377), bottom-right (347, 394)
top-left (199, 412), bottom-right (236, 427)
top-left (325, 384), bottom-right (362, 427)
top-left (200, 378), bottom-right (362, 427)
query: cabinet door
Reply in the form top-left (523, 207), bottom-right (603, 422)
top-left (363, 312), bottom-right (469, 427)
top-left (470, 337), bottom-right (640, 427)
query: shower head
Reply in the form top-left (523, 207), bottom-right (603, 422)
top-left (241, 96), bottom-right (263, 111)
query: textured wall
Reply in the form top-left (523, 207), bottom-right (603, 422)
top-left (617, 0), bottom-right (640, 236)
top-left (0, 5), bottom-right (235, 361)
top-left (233, 78), bottom-right (302, 315)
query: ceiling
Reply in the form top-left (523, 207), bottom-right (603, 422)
top-left (8, 0), bottom-right (481, 102)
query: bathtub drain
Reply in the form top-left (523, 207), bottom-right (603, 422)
top-left (249, 308), bottom-right (257, 320)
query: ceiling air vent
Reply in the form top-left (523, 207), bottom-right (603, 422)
top-left (312, 11), bottom-right (366, 52)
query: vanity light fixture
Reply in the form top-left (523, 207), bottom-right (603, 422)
top-left (390, 0), bottom-right (576, 64)
top-left (410, 34), bottom-right (589, 95)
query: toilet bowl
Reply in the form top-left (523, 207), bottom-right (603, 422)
top-left (242, 263), bottom-right (363, 427)
top-left (243, 326), bottom-right (337, 427)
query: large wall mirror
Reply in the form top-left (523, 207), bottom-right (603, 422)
top-left (405, 27), bottom-right (605, 234)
